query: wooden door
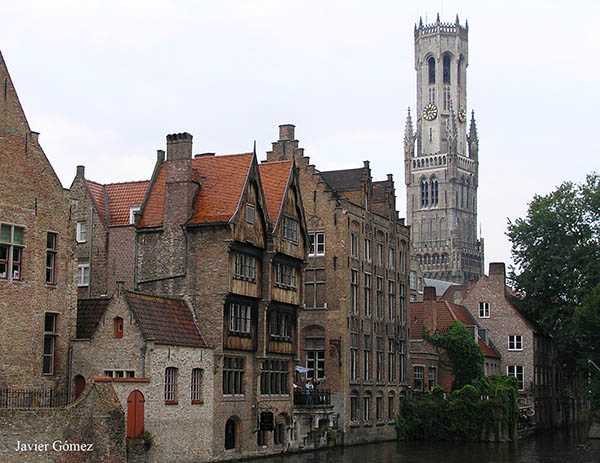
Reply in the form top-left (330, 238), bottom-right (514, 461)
top-left (127, 390), bottom-right (145, 438)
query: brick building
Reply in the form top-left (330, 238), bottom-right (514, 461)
top-left (135, 133), bottom-right (308, 459)
top-left (71, 285), bottom-right (213, 463)
top-left (70, 166), bottom-right (149, 297)
top-left (0, 50), bottom-right (76, 390)
top-left (409, 286), bottom-right (500, 392)
top-left (443, 262), bottom-right (557, 426)
top-left (265, 124), bottom-right (411, 445)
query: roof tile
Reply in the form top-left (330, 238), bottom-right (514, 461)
top-left (259, 160), bottom-right (292, 224)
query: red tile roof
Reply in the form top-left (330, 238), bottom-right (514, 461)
top-left (478, 339), bottom-right (501, 359)
top-left (259, 160), bottom-right (292, 224)
top-left (85, 179), bottom-right (149, 226)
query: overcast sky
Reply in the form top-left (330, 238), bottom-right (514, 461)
top-left (2, 0), bottom-right (598, 268)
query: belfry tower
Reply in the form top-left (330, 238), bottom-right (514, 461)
top-left (404, 14), bottom-right (484, 283)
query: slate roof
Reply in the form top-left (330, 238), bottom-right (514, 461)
top-left (258, 160), bottom-right (292, 224)
top-left (425, 278), bottom-right (460, 297)
top-left (125, 292), bottom-right (207, 348)
top-left (139, 153), bottom-right (254, 228)
top-left (320, 167), bottom-right (367, 192)
top-left (85, 179), bottom-right (149, 226)
top-left (76, 297), bottom-right (112, 339)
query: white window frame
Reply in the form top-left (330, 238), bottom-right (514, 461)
top-left (229, 302), bottom-right (252, 334)
top-left (479, 301), bottom-right (490, 318)
top-left (76, 221), bottom-right (87, 243)
top-left (129, 207), bottom-right (141, 225)
top-left (508, 335), bottom-right (523, 351)
top-left (77, 263), bottom-right (90, 287)
top-left (308, 232), bottom-right (325, 257)
top-left (507, 365), bottom-right (525, 391)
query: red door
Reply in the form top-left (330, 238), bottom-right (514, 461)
top-left (127, 390), bottom-right (145, 438)
top-left (73, 375), bottom-right (86, 400)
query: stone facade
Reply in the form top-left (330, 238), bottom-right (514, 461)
top-left (404, 16), bottom-right (484, 283)
top-left (0, 50), bottom-right (76, 390)
top-left (266, 124), bottom-right (411, 445)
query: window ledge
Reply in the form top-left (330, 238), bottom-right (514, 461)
top-left (164, 400), bottom-right (179, 406)
top-left (223, 395), bottom-right (246, 401)
top-left (191, 400), bottom-right (204, 405)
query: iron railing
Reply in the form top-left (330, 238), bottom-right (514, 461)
top-left (294, 389), bottom-right (331, 407)
top-left (0, 388), bottom-right (70, 409)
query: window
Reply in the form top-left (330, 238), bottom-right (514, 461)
top-left (42, 313), bottom-right (57, 375)
top-left (191, 368), bottom-right (203, 403)
top-left (431, 177), bottom-right (439, 206)
top-left (479, 302), bottom-right (490, 318)
top-left (350, 395), bottom-right (360, 422)
top-left (45, 232), bottom-right (57, 284)
top-left (229, 302), bottom-right (252, 334)
top-left (508, 335), bottom-right (523, 351)
top-left (269, 311), bottom-right (292, 340)
top-left (233, 253), bottom-right (256, 282)
top-left (225, 418), bottom-right (237, 450)
top-left (164, 367), bottom-right (178, 403)
top-left (443, 53), bottom-right (451, 84)
top-left (304, 268), bottom-right (326, 309)
top-left (507, 365), bottom-right (524, 391)
top-left (364, 273), bottom-right (371, 317)
top-left (113, 317), bottom-right (123, 338)
top-left (274, 262), bottom-right (297, 289)
top-left (364, 239), bottom-right (371, 262)
top-left (129, 207), bottom-right (141, 225)
top-left (388, 394), bottom-right (395, 421)
top-left (274, 422), bottom-right (285, 446)
top-left (260, 359), bottom-right (289, 395)
top-left (400, 284), bottom-right (406, 325)
top-left (443, 85), bottom-right (451, 111)
top-left (308, 232), bottom-right (325, 256)
top-left (0, 223), bottom-right (24, 280)
top-left (351, 270), bottom-right (358, 315)
top-left (377, 243), bottom-right (384, 266)
top-left (283, 217), bottom-right (298, 242)
top-left (388, 281), bottom-right (396, 320)
top-left (306, 350), bottom-right (325, 380)
top-left (427, 56), bottom-right (436, 84)
top-left (350, 233), bottom-right (358, 258)
top-left (420, 178), bottom-right (429, 208)
top-left (363, 395), bottom-right (371, 422)
top-left (76, 221), bottom-right (87, 243)
top-left (388, 339), bottom-right (396, 382)
top-left (103, 369), bottom-right (135, 378)
top-left (376, 351), bottom-right (384, 383)
top-left (428, 87), bottom-right (436, 105)
top-left (350, 349), bottom-right (358, 382)
top-left (414, 366), bottom-right (424, 391)
top-left (223, 357), bottom-right (244, 395)
top-left (376, 277), bottom-right (384, 319)
top-left (363, 348), bottom-right (371, 382)
top-left (388, 247), bottom-right (395, 270)
top-left (376, 395), bottom-right (384, 421)
top-left (245, 204), bottom-right (255, 224)
top-left (399, 341), bottom-right (406, 383)
top-left (428, 367), bottom-right (437, 389)
top-left (77, 263), bottom-right (90, 287)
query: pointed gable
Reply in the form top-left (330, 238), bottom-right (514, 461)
top-left (258, 160), bottom-right (292, 225)
top-left (139, 153), bottom-right (254, 228)
top-left (0, 50), bottom-right (31, 134)
top-left (84, 179), bottom-right (149, 226)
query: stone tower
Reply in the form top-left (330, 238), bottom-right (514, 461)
top-left (404, 14), bottom-right (484, 283)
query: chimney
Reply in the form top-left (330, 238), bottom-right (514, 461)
top-left (194, 152), bottom-right (215, 158)
top-left (166, 132), bottom-right (193, 161)
top-left (363, 160), bottom-right (370, 170)
top-left (424, 286), bottom-right (436, 301)
top-left (489, 262), bottom-right (506, 284)
top-left (387, 173), bottom-right (393, 182)
top-left (76, 165), bottom-right (85, 178)
top-left (157, 149), bottom-right (165, 163)
top-left (279, 124), bottom-right (295, 141)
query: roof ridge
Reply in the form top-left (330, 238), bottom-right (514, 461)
top-left (87, 178), bottom-right (149, 187)
top-left (125, 289), bottom-right (188, 302)
top-left (192, 152), bottom-right (253, 160)
top-left (260, 159), bottom-right (292, 165)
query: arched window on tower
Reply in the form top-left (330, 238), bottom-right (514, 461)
top-left (430, 176), bottom-right (439, 206)
top-left (466, 178), bottom-right (470, 209)
top-left (443, 54), bottom-right (451, 84)
top-left (420, 178), bottom-right (429, 208)
top-left (428, 56), bottom-right (436, 85)
top-left (457, 55), bottom-right (463, 85)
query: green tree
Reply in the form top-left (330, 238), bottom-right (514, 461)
top-left (425, 321), bottom-right (484, 390)
top-left (507, 173), bottom-right (600, 399)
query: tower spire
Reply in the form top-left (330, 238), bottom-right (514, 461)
top-left (404, 107), bottom-right (415, 159)
top-left (468, 110), bottom-right (478, 143)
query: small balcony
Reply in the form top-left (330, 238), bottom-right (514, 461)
top-left (294, 389), bottom-right (331, 408)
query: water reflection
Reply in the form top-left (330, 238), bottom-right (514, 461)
top-left (261, 426), bottom-right (600, 463)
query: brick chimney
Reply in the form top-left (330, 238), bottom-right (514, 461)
top-left (164, 132), bottom-right (197, 226)
top-left (76, 165), bottom-right (85, 178)
top-left (279, 124), bottom-right (295, 141)
top-left (423, 286), bottom-right (436, 301)
top-left (166, 132), bottom-right (193, 161)
top-left (489, 262), bottom-right (506, 285)
top-left (267, 123), bottom-right (303, 162)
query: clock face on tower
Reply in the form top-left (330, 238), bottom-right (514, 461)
top-left (423, 103), bottom-right (438, 121)
top-left (458, 108), bottom-right (466, 123)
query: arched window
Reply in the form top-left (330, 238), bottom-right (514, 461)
top-left (457, 55), bottom-right (464, 85)
top-left (113, 317), bottom-right (123, 338)
top-left (430, 177), bottom-right (439, 206)
top-left (191, 368), bottom-right (203, 404)
top-left (225, 417), bottom-right (238, 450)
top-left (466, 178), bottom-right (471, 209)
top-left (443, 53), bottom-right (451, 84)
top-left (164, 367), bottom-right (178, 403)
top-left (420, 178), bottom-right (429, 208)
top-left (427, 56), bottom-right (436, 84)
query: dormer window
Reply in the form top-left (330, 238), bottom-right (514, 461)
top-left (129, 206), bottom-right (141, 225)
top-left (114, 317), bottom-right (124, 338)
top-left (245, 204), bottom-right (256, 224)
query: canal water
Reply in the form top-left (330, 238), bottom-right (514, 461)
top-left (261, 427), bottom-right (600, 463)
